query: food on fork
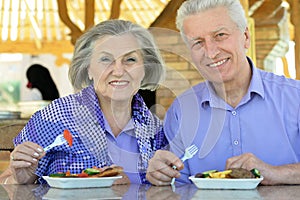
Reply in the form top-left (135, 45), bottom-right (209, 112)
top-left (195, 168), bottom-right (261, 179)
top-left (63, 129), bottom-right (73, 147)
top-left (49, 166), bottom-right (123, 178)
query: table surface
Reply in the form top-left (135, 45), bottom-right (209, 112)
top-left (1, 183), bottom-right (300, 200)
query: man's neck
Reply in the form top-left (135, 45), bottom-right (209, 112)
top-left (213, 64), bottom-right (252, 108)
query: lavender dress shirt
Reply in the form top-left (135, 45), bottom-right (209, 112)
top-left (165, 57), bottom-right (300, 183)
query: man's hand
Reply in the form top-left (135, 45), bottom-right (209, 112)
top-left (146, 150), bottom-right (183, 185)
top-left (226, 153), bottom-right (278, 185)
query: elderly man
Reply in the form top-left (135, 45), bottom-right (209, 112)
top-left (146, 0), bottom-right (300, 186)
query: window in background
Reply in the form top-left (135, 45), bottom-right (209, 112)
top-left (0, 54), bottom-right (23, 110)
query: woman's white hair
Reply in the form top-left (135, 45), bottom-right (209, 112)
top-left (69, 19), bottom-right (165, 91)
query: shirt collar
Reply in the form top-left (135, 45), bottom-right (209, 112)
top-left (202, 57), bottom-right (265, 108)
top-left (104, 117), bottom-right (135, 138)
top-left (247, 57), bottom-right (265, 99)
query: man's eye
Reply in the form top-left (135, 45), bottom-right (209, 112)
top-left (215, 33), bottom-right (228, 40)
top-left (191, 40), bottom-right (203, 49)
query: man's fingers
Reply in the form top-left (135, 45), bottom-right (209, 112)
top-left (149, 150), bottom-right (183, 171)
top-left (146, 172), bottom-right (171, 186)
top-left (146, 150), bottom-right (183, 185)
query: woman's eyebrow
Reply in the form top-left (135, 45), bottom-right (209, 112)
top-left (123, 50), bottom-right (139, 56)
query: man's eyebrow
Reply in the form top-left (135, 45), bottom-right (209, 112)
top-left (188, 36), bottom-right (202, 42)
top-left (188, 26), bottom-right (230, 42)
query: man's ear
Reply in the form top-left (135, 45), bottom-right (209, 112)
top-left (244, 27), bottom-right (251, 49)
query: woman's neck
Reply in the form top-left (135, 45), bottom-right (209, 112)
top-left (99, 97), bottom-right (132, 137)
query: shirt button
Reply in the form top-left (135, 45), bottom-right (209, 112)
top-left (232, 111), bottom-right (237, 116)
top-left (233, 140), bottom-right (239, 145)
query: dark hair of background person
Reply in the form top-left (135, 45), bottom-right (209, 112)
top-left (26, 64), bottom-right (59, 101)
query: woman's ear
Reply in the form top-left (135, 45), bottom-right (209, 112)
top-left (87, 69), bottom-right (93, 80)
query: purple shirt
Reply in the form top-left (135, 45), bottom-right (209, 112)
top-left (165, 57), bottom-right (300, 183)
top-left (105, 118), bottom-right (141, 183)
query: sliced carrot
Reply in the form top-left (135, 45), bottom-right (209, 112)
top-left (66, 170), bottom-right (71, 176)
top-left (63, 129), bottom-right (73, 147)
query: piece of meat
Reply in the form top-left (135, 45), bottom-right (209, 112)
top-left (96, 166), bottom-right (123, 177)
top-left (228, 168), bottom-right (255, 179)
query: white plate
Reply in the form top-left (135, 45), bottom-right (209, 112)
top-left (43, 187), bottom-right (122, 200)
top-left (189, 176), bottom-right (263, 190)
top-left (43, 176), bottom-right (122, 189)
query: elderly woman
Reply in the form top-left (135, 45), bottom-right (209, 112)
top-left (0, 19), bottom-right (167, 185)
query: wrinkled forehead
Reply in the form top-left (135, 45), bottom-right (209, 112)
top-left (93, 33), bottom-right (142, 56)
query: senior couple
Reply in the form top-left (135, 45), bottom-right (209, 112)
top-left (1, 0), bottom-right (300, 186)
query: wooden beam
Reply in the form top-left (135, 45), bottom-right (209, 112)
top-left (0, 41), bottom-right (74, 54)
top-left (251, 0), bottom-right (282, 21)
top-left (150, 0), bottom-right (186, 30)
top-left (110, 0), bottom-right (122, 19)
top-left (57, 0), bottom-right (83, 45)
top-left (85, 0), bottom-right (95, 31)
top-left (22, 0), bottom-right (42, 49)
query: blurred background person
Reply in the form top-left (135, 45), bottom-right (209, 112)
top-left (25, 64), bottom-right (59, 101)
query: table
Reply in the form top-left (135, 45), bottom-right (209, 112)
top-left (1, 183), bottom-right (300, 200)
top-left (0, 119), bottom-right (27, 151)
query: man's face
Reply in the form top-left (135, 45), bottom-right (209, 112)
top-left (182, 6), bottom-right (250, 84)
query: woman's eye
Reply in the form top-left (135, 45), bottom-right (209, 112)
top-left (125, 57), bottom-right (137, 63)
top-left (100, 56), bottom-right (112, 63)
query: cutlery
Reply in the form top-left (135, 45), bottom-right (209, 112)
top-left (44, 130), bottom-right (72, 152)
top-left (170, 144), bottom-right (198, 185)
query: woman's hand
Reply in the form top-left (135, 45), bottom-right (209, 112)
top-left (9, 141), bottom-right (45, 184)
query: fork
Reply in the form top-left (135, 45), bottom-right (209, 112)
top-left (170, 144), bottom-right (198, 185)
top-left (44, 134), bottom-right (67, 152)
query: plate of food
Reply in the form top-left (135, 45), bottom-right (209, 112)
top-left (189, 168), bottom-right (263, 190)
top-left (43, 166), bottom-right (123, 189)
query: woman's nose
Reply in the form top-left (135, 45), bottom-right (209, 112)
top-left (111, 60), bottom-right (125, 76)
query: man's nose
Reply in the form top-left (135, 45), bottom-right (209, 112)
top-left (204, 40), bottom-right (220, 59)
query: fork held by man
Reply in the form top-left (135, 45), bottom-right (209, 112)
top-left (171, 144), bottom-right (198, 185)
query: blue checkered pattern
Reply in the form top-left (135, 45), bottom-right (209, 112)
top-left (14, 85), bottom-right (168, 184)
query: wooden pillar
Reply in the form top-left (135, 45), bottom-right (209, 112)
top-left (240, 0), bottom-right (256, 65)
top-left (240, 0), bottom-right (249, 16)
top-left (293, 0), bottom-right (300, 79)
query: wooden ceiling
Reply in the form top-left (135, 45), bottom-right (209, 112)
top-left (0, 0), bottom-right (299, 73)
top-left (0, 0), bottom-right (173, 54)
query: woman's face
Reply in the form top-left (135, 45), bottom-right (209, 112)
top-left (88, 33), bottom-right (145, 102)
